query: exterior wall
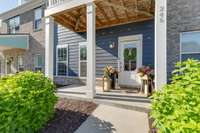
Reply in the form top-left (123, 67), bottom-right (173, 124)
top-left (0, 4), bottom-right (46, 74)
top-left (55, 20), bottom-right (154, 85)
top-left (167, 0), bottom-right (200, 80)
top-left (181, 54), bottom-right (200, 61)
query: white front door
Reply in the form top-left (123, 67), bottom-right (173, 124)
top-left (118, 35), bottom-right (143, 87)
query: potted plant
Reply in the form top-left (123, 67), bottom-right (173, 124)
top-left (137, 66), bottom-right (154, 95)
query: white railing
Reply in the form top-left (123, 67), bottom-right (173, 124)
top-left (47, 0), bottom-right (68, 8)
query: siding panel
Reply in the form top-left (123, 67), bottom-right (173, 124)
top-left (55, 20), bottom-right (154, 78)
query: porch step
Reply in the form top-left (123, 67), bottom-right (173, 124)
top-left (94, 94), bottom-right (150, 113)
top-left (56, 92), bottom-right (151, 113)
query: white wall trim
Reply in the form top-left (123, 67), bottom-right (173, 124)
top-left (155, 0), bottom-right (167, 90)
top-left (45, 17), bottom-right (54, 79)
top-left (45, 0), bottom-right (95, 16)
top-left (86, 2), bottom-right (96, 98)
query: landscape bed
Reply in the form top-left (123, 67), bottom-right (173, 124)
top-left (40, 98), bottom-right (98, 133)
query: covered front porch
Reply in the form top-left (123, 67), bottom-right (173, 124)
top-left (0, 34), bottom-right (29, 76)
top-left (56, 84), bottom-right (151, 112)
top-left (45, 0), bottom-right (167, 98)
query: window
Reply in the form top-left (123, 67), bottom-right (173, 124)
top-left (17, 55), bottom-right (24, 72)
top-left (34, 7), bottom-right (42, 31)
top-left (8, 16), bottom-right (20, 34)
top-left (57, 45), bottom-right (68, 76)
top-left (79, 43), bottom-right (87, 77)
top-left (181, 31), bottom-right (200, 61)
top-left (34, 54), bottom-right (43, 71)
top-left (123, 44), bottom-right (137, 71)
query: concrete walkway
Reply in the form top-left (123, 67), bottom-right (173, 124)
top-left (75, 105), bottom-right (149, 133)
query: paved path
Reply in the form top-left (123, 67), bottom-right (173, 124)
top-left (75, 105), bottom-right (149, 133)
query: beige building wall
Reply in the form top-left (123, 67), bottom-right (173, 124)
top-left (0, 0), bottom-right (46, 75)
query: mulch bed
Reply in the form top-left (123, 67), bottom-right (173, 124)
top-left (40, 98), bottom-right (97, 133)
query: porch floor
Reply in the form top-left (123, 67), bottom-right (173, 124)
top-left (56, 85), bottom-right (151, 113)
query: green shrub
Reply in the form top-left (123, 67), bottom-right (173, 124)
top-left (0, 71), bottom-right (57, 133)
top-left (151, 59), bottom-right (200, 133)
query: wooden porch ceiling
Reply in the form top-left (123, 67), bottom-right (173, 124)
top-left (52, 0), bottom-right (155, 32)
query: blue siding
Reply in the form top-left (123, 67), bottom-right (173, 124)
top-left (182, 53), bottom-right (200, 61)
top-left (55, 20), bottom-right (155, 77)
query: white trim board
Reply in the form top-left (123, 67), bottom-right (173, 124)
top-left (155, 0), bottom-right (167, 90)
top-left (45, 0), bottom-right (94, 16)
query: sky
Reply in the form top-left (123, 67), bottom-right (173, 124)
top-left (0, 0), bottom-right (18, 14)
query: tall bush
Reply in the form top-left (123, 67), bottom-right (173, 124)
top-left (0, 71), bottom-right (57, 133)
top-left (151, 59), bottom-right (200, 133)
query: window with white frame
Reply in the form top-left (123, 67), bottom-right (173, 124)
top-left (34, 54), bottom-right (43, 71)
top-left (8, 16), bottom-right (20, 34)
top-left (181, 31), bottom-right (200, 61)
top-left (57, 45), bottom-right (68, 76)
top-left (79, 43), bottom-right (87, 77)
top-left (34, 7), bottom-right (42, 31)
top-left (17, 55), bottom-right (24, 72)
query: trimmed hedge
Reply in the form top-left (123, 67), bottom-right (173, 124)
top-left (0, 71), bottom-right (57, 133)
top-left (151, 59), bottom-right (200, 133)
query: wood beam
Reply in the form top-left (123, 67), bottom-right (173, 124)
top-left (63, 12), bottom-right (85, 27)
top-left (77, 16), bottom-right (153, 32)
top-left (108, 0), bottom-right (120, 22)
top-left (59, 14), bottom-right (76, 27)
top-left (54, 16), bottom-right (75, 31)
top-left (102, 0), bottom-right (153, 17)
top-left (120, 0), bottom-right (130, 20)
top-left (68, 10), bottom-right (86, 29)
top-left (135, 0), bottom-right (138, 17)
top-left (96, 15), bottom-right (104, 25)
top-left (75, 8), bottom-right (85, 30)
top-left (96, 3), bottom-right (111, 23)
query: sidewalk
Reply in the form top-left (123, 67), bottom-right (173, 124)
top-left (75, 105), bottom-right (149, 133)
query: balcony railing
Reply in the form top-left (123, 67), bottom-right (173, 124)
top-left (47, 0), bottom-right (69, 8)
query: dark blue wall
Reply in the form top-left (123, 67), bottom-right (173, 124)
top-left (55, 20), bottom-right (155, 77)
top-left (182, 53), bottom-right (200, 61)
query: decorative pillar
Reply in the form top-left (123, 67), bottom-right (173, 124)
top-left (86, 2), bottom-right (96, 98)
top-left (45, 17), bottom-right (54, 80)
top-left (155, 0), bottom-right (167, 90)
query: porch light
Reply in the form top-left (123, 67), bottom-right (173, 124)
top-left (109, 42), bottom-right (116, 49)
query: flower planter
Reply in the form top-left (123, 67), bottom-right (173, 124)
top-left (102, 77), bottom-right (111, 92)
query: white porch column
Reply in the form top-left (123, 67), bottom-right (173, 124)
top-left (45, 17), bottom-right (54, 80)
top-left (155, 0), bottom-right (167, 90)
top-left (86, 2), bottom-right (96, 98)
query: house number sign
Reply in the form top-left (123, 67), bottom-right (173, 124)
top-left (159, 6), bottom-right (165, 23)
